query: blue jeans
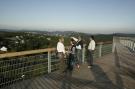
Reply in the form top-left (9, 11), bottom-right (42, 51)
top-left (67, 53), bottom-right (75, 71)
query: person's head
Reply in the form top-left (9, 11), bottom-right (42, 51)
top-left (90, 35), bottom-right (94, 41)
top-left (59, 37), bottom-right (64, 43)
top-left (70, 38), bottom-right (76, 45)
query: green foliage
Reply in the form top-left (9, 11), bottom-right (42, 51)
top-left (0, 31), bottom-right (113, 52)
top-left (94, 35), bottom-right (113, 42)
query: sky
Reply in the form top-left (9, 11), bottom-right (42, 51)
top-left (0, 0), bottom-right (135, 33)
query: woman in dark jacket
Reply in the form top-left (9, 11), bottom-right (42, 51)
top-left (67, 39), bottom-right (76, 71)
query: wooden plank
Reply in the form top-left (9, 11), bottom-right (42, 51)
top-left (32, 79), bottom-right (43, 89)
top-left (46, 73), bottom-right (80, 89)
top-left (21, 79), bottom-right (34, 89)
top-left (29, 78), bottom-right (40, 89)
top-left (41, 75), bottom-right (60, 89)
top-left (38, 76), bottom-right (54, 89)
top-left (34, 77), bottom-right (48, 89)
top-left (0, 48), bottom-right (56, 59)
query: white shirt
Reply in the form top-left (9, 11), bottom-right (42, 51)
top-left (76, 40), bottom-right (82, 50)
top-left (76, 45), bottom-right (81, 50)
top-left (88, 40), bottom-right (95, 50)
top-left (57, 42), bottom-right (65, 54)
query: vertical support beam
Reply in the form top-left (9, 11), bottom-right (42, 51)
top-left (99, 42), bottom-right (103, 57)
top-left (48, 51), bottom-right (51, 73)
top-left (132, 42), bottom-right (135, 51)
top-left (127, 40), bottom-right (129, 47)
top-left (128, 41), bottom-right (130, 48)
top-left (130, 41), bottom-right (133, 49)
top-left (128, 40), bottom-right (130, 48)
top-left (82, 44), bottom-right (86, 63)
top-left (124, 40), bottom-right (126, 46)
top-left (126, 40), bottom-right (128, 47)
top-left (112, 36), bottom-right (116, 53)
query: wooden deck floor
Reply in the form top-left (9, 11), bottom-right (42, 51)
top-left (2, 53), bottom-right (135, 89)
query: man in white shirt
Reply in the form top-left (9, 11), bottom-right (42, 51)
top-left (57, 38), bottom-right (65, 54)
top-left (57, 37), bottom-right (66, 73)
top-left (88, 36), bottom-right (95, 68)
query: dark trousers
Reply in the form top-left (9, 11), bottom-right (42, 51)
top-left (76, 49), bottom-right (82, 64)
top-left (58, 53), bottom-right (66, 73)
top-left (88, 50), bottom-right (94, 66)
top-left (67, 53), bottom-right (75, 71)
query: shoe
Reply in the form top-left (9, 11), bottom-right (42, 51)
top-left (88, 66), bottom-right (91, 68)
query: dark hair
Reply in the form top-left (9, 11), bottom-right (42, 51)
top-left (71, 38), bottom-right (76, 44)
top-left (91, 35), bottom-right (94, 40)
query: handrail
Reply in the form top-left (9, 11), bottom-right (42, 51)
top-left (118, 37), bottom-right (135, 52)
top-left (0, 48), bottom-right (56, 59)
top-left (0, 41), bottom-right (113, 59)
top-left (0, 48), bottom-right (58, 88)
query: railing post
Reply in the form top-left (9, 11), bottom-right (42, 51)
top-left (124, 40), bottom-right (126, 46)
top-left (99, 42), bottom-right (103, 57)
top-left (129, 41), bottom-right (131, 48)
top-left (112, 37), bottom-right (116, 53)
top-left (130, 41), bottom-right (133, 49)
top-left (82, 44), bottom-right (86, 63)
top-left (126, 40), bottom-right (128, 47)
top-left (48, 51), bottom-right (51, 73)
top-left (128, 40), bottom-right (130, 48)
top-left (132, 42), bottom-right (135, 51)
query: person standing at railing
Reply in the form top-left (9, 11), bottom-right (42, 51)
top-left (76, 36), bottom-right (83, 68)
top-left (57, 37), bottom-right (66, 73)
top-left (66, 38), bottom-right (77, 71)
top-left (88, 36), bottom-right (96, 68)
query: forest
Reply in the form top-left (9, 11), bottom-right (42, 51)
top-left (0, 30), bottom-right (114, 52)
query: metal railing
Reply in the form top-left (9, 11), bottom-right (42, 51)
top-left (112, 37), bottom-right (135, 53)
top-left (0, 42), bottom-right (113, 88)
top-left (0, 48), bottom-right (59, 88)
top-left (119, 37), bottom-right (135, 52)
top-left (112, 36), bottom-right (135, 79)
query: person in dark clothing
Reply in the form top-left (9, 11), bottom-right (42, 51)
top-left (67, 39), bottom-right (76, 71)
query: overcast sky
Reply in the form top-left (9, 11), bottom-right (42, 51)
top-left (0, 0), bottom-right (135, 33)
